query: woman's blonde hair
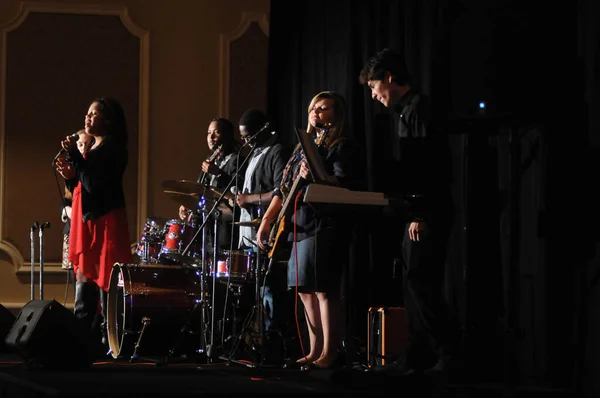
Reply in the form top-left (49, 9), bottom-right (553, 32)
top-left (305, 91), bottom-right (349, 150)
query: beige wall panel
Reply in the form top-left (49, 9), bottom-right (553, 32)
top-left (0, 0), bottom-right (270, 312)
top-left (4, 12), bottom-right (140, 271)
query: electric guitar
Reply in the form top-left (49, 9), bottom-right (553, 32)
top-left (267, 125), bottom-right (330, 259)
top-left (267, 170), bottom-right (304, 259)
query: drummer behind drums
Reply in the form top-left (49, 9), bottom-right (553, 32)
top-left (177, 117), bottom-right (243, 258)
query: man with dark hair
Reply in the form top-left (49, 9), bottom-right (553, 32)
top-left (178, 117), bottom-right (242, 254)
top-left (233, 109), bottom-right (291, 365)
top-left (359, 48), bottom-right (461, 377)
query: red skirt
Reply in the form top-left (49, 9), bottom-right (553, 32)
top-left (68, 183), bottom-right (132, 292)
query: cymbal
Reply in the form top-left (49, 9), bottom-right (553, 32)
top-left (205, 187), bottom-right (234, 201)
top-left (233, 218), bottom-right (262, 227)
top-left (164, 191), bottom-right (200, 209)
top-left (162, 180), bottom-right (234, 200)
top-left (161, 179), bottom-right (204, 195)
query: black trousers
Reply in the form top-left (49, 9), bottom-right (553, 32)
top-left (261, 259), bottom-right (290, 335)
top-left (402, 221), bottom-right (457, 369)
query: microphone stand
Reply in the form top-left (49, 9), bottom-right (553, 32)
top-left (180, 139), bottom-right (262, 259)
top-left (158, 193), bottom-right (217, 365)
top-left (38, 222), bottom-right (50, 300)
top-left (216, 144), bottom-right (270, 368)
top-left (161, 145), bottom-right (258, 366)
top-left (177, 137), bottom-right (266, 368)
top-left (206, 205), bottom-right (221, 361)
top-left (30, 222), bottom-right (39, 300)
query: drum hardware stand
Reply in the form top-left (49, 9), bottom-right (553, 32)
top-left (206, 207), bottom-right (222, 361)
top-left (128, 316), bottom-right (178, 366)
top-left (161, 190), bottom-right (229, 365)
top-left (129, 317), bottom-right (152, 362)
top-left (158, 297), bottom-right (206, 366)
top-left (221, 246), bottom-right (269, 368)
top-left (197, 201), bottom-right (210, 360)
top-left (164, 145), bottom-right (258, 367)
top-left (179, 158), bottom-right (254, 359)
top-left (138, 240), bottom-right (153, 264)
top-left (158, 210), bottom-right (211, 365)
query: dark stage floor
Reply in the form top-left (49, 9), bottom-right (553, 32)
top-left (0, 352), bottom-right (392, 398)
top-left (0, 352), bottom-right (581, 398)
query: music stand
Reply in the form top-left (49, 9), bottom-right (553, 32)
top-left (294, 127), bottom-right (330, 184)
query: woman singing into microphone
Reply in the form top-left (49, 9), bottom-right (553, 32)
top-left (55, 97), bottom-right (132, 358)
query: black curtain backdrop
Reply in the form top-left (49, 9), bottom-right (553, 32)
top-left (266, 0), bottom-right (598, 395)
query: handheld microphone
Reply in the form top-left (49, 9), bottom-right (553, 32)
top-left (52, 133), bottom-right (80, 166)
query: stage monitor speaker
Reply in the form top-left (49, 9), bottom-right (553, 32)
top-left (0, 304), bottom-right (16, 353)
top-left (5, 299), bottom-right (93, 369)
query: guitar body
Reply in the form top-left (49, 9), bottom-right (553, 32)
top-left (266, 170), bottom-right (302, 261)
top-left (266, 129), bottom-right (329, 260)
top-left (267, 215), bottom-right (290, 260)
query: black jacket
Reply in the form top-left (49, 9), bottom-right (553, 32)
top-left (390, 89), bottom-right (454, 225)
top-left (66, 136), bottom-right (128, 223)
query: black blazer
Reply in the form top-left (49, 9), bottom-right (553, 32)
top-left (66, 136), bottom-right (128, 223)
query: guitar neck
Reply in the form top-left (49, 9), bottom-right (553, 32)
top-left (267, 174), bottom-right (303, 253)
top-left (268, 135), bottom-right (326, 256)
top-left (278, 176), bottom-right (302, 221)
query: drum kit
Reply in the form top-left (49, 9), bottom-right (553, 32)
top-left (106, 179), bottom-right (264, 364)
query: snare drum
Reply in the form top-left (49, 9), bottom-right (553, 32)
top-left (212, 250), bottom-right (254, 281)
top-left (106, 263), bottom-right (203, 359)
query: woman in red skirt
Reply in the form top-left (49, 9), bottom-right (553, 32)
top-left (55, 97), bottom-right (132, 356)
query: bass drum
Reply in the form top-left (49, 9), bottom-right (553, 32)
top-left (106, 263), bottom-right (204, 360)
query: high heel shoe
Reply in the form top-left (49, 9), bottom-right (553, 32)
top-left (284, 357), bottom-right (311, 370)
top-left (312, 352), bottom-right (346, 370)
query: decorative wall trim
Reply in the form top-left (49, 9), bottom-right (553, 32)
top-left (0, 2), bottom-right (150, 274)
top-left (218, 12), bottom-right (269, 118)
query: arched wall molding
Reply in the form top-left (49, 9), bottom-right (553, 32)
top-left (0, 1), bottom-right (150, 274)
top-left (218, 12), bottom-right (269, 118)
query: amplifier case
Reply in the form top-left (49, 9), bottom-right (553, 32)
top-left (367, 306), bottom-right (408, 368)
